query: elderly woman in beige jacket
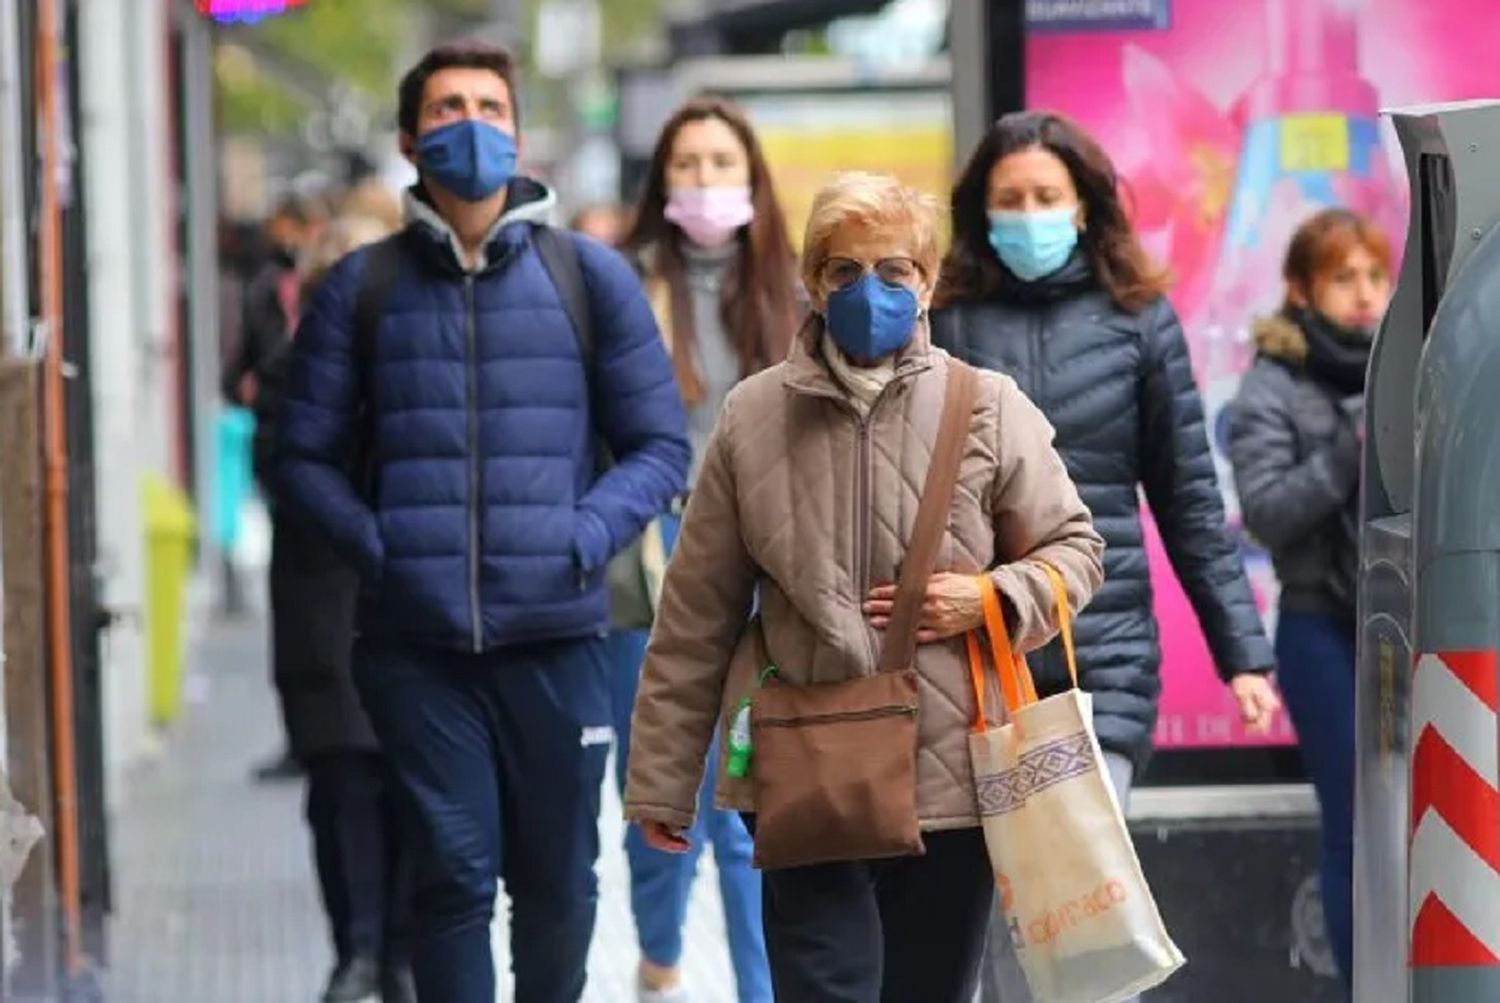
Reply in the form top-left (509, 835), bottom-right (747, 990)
top-left (624, 172), bottom-right (1104, 1003)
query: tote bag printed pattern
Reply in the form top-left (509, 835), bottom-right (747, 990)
top-left (978, 731), bottom-right (1096, 815)
top-left (967, 565), bottom-right (1184, 1003)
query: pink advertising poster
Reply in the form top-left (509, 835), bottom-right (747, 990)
top-left (1026, 0), bottom-right (1500, 749)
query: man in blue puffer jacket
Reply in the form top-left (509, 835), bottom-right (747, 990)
top-left (276, 40), bottom-right (689, 1003)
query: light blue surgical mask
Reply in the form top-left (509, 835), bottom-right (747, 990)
top-left (825, 273), bottom-right (920, 361)
top-left (416, 120), bottom-right (518, 202)
top-left (987, 208), bottom-right (1080, 282)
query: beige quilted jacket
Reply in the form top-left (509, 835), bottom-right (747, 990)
top-left (623, 324), bottom-right (1105, 832)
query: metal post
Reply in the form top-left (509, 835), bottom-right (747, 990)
top-left (0, 0), bottom-right (29, 357)
top-left (175, 6), bottom-right (221, 536)
top-left (34, 0), bottom-right (86, 979)
top-left (984, 0), bottom-right (1026, 121)
top-left (949, 0), bottom-right (986, 165)
top-left (0, 295), bottom-right (7, 995)
top-left (950, 0), bottom-right (1025, 167)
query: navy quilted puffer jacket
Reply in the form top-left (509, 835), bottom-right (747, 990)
top-left (276, 180), bottom-right (690, 652)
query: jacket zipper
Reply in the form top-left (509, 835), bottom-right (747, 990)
top-left (757, 704), bottom-right (919, 728)
top-left (1024, 308), bottom-right (1060, 683)
top-left (464, 275), bottom-right (482, 653)
top-left (1026, 308), bottom-right (1045, 403)
top-left (854, 380), bottom-right (904, 670)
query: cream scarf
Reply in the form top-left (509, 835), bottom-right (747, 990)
top-left (821, 335), bottom-right (898, 418)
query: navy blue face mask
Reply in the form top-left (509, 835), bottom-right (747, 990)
top-left (825, 273), bottom-right (921, 361)
top-left (415, 119), bottom-right (518, 202)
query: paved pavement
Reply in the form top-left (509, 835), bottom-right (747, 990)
top-left (103, 598), bottom-right (738, 1003)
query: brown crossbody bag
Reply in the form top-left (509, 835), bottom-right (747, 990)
top-left (750, 361), bottom-right (979, 871)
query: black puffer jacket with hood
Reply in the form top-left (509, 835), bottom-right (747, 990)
top-left (933, 256), bottom-right (1274, 762)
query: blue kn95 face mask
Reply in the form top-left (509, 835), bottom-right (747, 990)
top-left (416, 119), bottom-right (518, 202)
top-left (825, 273), bottom-right (920, 360)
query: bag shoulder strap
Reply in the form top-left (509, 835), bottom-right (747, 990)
top-left (878, 360), bottom-right (979, 673)
top-left (532, 224), bottom-right (594, 367)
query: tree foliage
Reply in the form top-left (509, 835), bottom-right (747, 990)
top-left (216, 0), bottom-right (413, 136)
top-left (252, 0), bottom-right (411, 95)
top-left (216, 0), bottom-right (672, 137)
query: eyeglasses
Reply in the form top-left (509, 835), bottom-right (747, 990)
top-left (819, 256), bottom-right (924, 290)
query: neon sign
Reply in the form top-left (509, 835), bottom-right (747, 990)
top-left (196, 0), bottom-right (311, 23)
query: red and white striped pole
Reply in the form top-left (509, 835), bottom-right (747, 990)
top-left (1409, 651), bottom-right (1500, 971)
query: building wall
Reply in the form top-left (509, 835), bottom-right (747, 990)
top-left (75, 0), bottom-right (179, 803)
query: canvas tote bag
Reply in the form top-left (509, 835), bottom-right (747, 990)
top-left (966, 564), bottom-right (1184, 1002)
top-left (749, 361), bottom-right (978, 871)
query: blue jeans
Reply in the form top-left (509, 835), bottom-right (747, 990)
top-left (608, 519), bottom-right (771, 1003)
top-left (354, 636), bottom-right (612, 1003)
top-left (1277, 611), bottom-right (1355, 989)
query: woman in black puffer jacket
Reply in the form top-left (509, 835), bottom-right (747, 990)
top-left (934, 111), bottom-right (1280, 776)
top-left (1226, 209), bottom-right (1393, 991)
top-left (933, 112), bottom-right (1282, 1001)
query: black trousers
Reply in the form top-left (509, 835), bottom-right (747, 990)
top-left (759, 827), bottom-right (994, 1003)
top-left (305, 751), bottom-right (413, 968)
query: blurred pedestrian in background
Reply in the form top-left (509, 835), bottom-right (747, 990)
top-left (625, 172), bottom-right (1104, 1003)
top-left (930, 111), bottom-right (1282, 1003)
top-left (276, 41), bottom-right (688, 1003)
top-left (252, 184), bottom-right (417, 1003)
top-left (1228, 208), bottom-right (1392, 993)
top-left (342, 176), bottom-right (408, 234)
top-left (570, 202), bottom-right (630, 247)
top-left (606, 96), bottom-right (801, 1003)
top-left (224, 193), bottom-right (329, 412)
top-left (223, 191), bottom-right (329, 783)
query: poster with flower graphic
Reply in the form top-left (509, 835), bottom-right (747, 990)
top-left (1027, 0), bottom-right (1500, 749)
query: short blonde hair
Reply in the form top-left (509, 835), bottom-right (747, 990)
top-left (301, 213), bottom-right (398, 300)
top-left (801, 172), bottom-right (942, 293)
top-left (339, 179), bottom-right (404, 232)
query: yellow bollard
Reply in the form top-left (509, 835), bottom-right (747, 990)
top-left (142, 473), bottom-right (197, 726)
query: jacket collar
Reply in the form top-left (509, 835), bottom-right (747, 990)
top-left (781, 313), bottom-right (935, 403)
top-left (1252, 313), bottom-right (1308, 364)
top-left (990, 250), bottom-right (1094, 305)
top-left (402, 176), bottom-right (558, 273)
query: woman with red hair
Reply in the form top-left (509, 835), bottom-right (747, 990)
top-left (1228, 207), bottom-right (1394, 991)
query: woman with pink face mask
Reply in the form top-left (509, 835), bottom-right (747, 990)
top-left (606, 97), bottom-right (799, 1003)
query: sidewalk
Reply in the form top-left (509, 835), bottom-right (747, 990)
top-left (103, 596), bottom-right (738, 1002)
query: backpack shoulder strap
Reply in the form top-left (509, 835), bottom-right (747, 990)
top-left (349, 234), bottom-right (404, 495)
top-left (353, 235), bottom-right (404, 375)
top-left (532, 224), bottom-right (594, 367)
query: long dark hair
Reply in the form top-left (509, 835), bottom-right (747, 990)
top-left (935, 111), bottom-right (1170, 313)
top-left (622, 97), bottom-right (800, 405)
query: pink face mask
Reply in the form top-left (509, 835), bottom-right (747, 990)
top-left (664, 186), bottom-right (755, 248)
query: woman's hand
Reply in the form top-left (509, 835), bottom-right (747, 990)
top-left (1230, 673), bottom-right (1283, 735)
top-left (865, 572), bottom-right (985, 643)
top-left (640, 820), bottom-right (692, 854)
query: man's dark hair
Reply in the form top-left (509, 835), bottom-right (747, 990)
top-left (397, 40), bottom-right (519, 137)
